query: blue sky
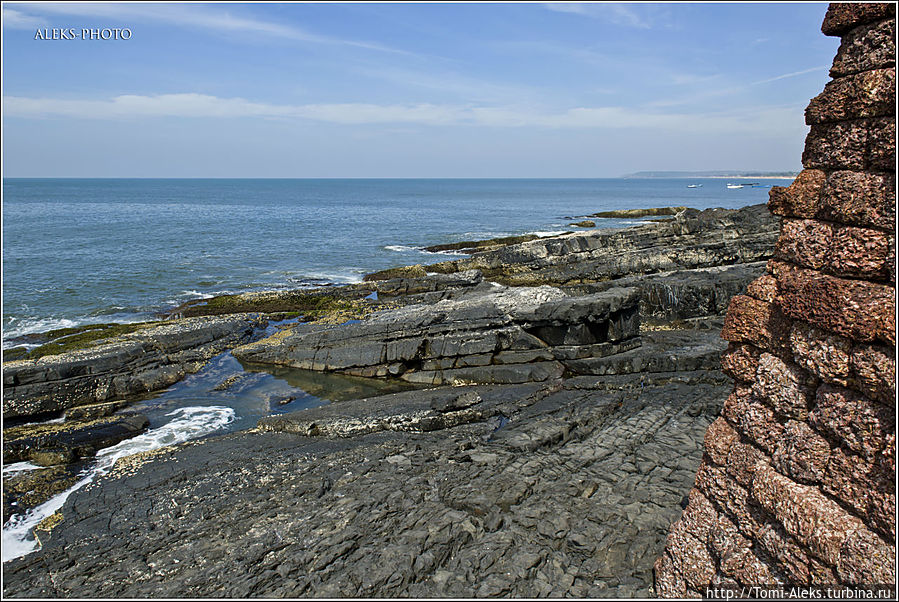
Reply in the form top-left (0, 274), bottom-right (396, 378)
top-left (2, 2), bottom-right (838, 177)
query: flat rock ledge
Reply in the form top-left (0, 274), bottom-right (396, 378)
top-left (3, 314), bottom-right (264, 419)
top-left (3, 370), bottom-right (730, 598)
top-left (233, 285), bottom-right (642, 386)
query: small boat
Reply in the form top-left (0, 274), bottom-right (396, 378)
top-left (726, 183), bottom-right (744, 189)
top-left (686, 184), bottom-right (702, 188)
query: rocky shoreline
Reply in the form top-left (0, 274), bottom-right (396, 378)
top-left (3, 203), bottom-right (780, 596)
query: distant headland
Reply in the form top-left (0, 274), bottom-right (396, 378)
top-left (622, 170), bottom-right (799, 178)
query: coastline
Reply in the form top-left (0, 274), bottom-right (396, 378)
top-left (3, 202), bottom-right (780, 595)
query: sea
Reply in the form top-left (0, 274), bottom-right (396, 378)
top-left (2, 177), bottom-right (791, 348)
top-left (2, 176), bottom-right (792, 560)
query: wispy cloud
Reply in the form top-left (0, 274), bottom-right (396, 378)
top-left (3, 92), bottom-right (805, 136)
top-left (9, 2), bottom-right (408, 53)
top-left (543, 3), bottom-right (653, 29)
top-left (1, 6), bottom-right (46, 29)
top-left (751, 65), bottom-right (830, 85)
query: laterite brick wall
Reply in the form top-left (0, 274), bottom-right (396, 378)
top-left (654, 3), bottom-right (896, 595)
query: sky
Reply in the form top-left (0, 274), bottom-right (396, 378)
top-left (2, 1), bottom-right (839, 177)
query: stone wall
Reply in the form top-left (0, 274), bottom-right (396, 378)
top-left (655, 3), bottom-right (895, 595)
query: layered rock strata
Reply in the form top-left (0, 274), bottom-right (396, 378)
top-left (3, 315), bottom-right (263, 420)
top-left (655, 3), bottom-right (896, 594)
top-left (370, 204), bottom-right (778, 287)
top-left (233, 285), bottom-right (642, 386)
top-left (3, 370), bottom-right (729, 598)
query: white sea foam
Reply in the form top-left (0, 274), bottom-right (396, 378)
top-left (1, 405), bottom-right (235, 563)
top-left (384, 244), bottom-right (465, 257)
top-left (2, 462), bottom-right (43, 475)
top-left (2, 317), bottom-right (81, 342)
top-left (384, 244), bottom-right (419, 253)
top-left (529, 230), bottom-right (569, 237)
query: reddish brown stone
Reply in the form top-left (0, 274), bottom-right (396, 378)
top-left (755, 520), bottom-right (813, 585)
top-left (746, 274), bottom-right (778, 303)
top-left (775, 219), bottom-right (833, 270)
top-left (723, 387), bottom-right (785, 454)
top-left (725, 440), bottom-right (767, 488)
top-left (721, 295), bottom-right (792, 352)
top-left (751, 464), bottom-right (863, 565)
top-left (830, 224), bottom-right (892, 279)
top-left (850, 342), bottom-right (895, 404)
top-left (751, 353), bottom-right (817, 420)
top-left (837, 527), bottom-right (896, 584)
top-left (771, 260), bottom-right (895, 344)
top-left (820, 170), bottom-right (894, 231)
top-left (696, 461), bottom-right (766, 541)
top-left (721, 343), bottom-right (762, 383)
top-left (663, 527), bottom-right (716, 591)
top-left (704, 417), bottom-right (740, 466)
top-left (772, 420), bottom-right (832, 484)
top-left (802, 120), bottom-right (868, 171)
top-left (654, 552), bottom-right (689, 598)
top-left (867, 116), bottom-right (895, 172)
top-left (822, 2), bottom-right (896, 36)
top-left (769, 169), bottom-right (826, 219)
top-left (808, 557), bottom-right (839, 584)
top-left (790, 322), bottom-right (852, 386)
top-left (830, 18), bottom-right (895, 77)
top-left (824, 444), bottom-right (895, 539)
top-left (806, 68), bottom-right (896, 124)
top-left (809, 383), bottom-right (895, 459)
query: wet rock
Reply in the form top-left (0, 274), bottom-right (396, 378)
top-left (3, 315), bottom-right (264, 419)
top-left (3, 414), bottom-right (150, 466)
top-left (234, 285), bottom-right (641, 386)
top-left (2, 373), bottom-right (727, 598)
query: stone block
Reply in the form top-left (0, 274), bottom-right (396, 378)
top-left (850, 342), bottom-right (895, 404)
top-left (831, 225), bottom-right (892, 279)
top-left (755, 521), bottom-right (813, 585)
top-left (821, 2), bottom-right (895, 36)
top-left (775, 218), bottom-right (833, 270)
top-left (790, 322), bottom-right (852, 386)
top-left (820, 170), bottom-right (894, 231)
top-left (721, 343), bottom-right (762, 383)
top-left (830, 18), bottom-right (895, 77)
top-left (751, 353), bottom-right (816, 420)
top-left (751, 464), bottom-right (862, 566)
top-left (809, 383), bottom-right (894, 460)
top-left (721, 295), bottom-right (791, 353)
top-left (746, 274), bottom-right (778, 303)
top-left (725, 440), bottom-right (767, 488)
top-left (768, 169), bottom-right (825, 219)
top-left (723, 387), bottom-right (784, 454)
top-left (772, 420), bottom-right (832, 484)
top-left (824, 446), bottom-right (895, 539)
top-left (654, 552), bottom-right (688, 598)
top-left (662, 528), bottom-right (716, 591)
top-left (696, 461), bottom-right (766, 541)
top-left (806, 68), bottom-right (895, 124)
top-left (704, 417), bottom-right (740, 466)
top-left (771, 261), bottom-right (895, 344)
top-left (802, 120), bottom-right (868, 171)
top-left (837, 527), bottom-right (896, 585)
top-left (866, 116), bottom-right (895, 171)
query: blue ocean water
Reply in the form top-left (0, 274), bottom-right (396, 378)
top-left (1, 178), bottom-right (790, 345)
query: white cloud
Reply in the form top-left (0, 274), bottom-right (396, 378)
top-left (543, 3), bottom-right (653, 29)
top-left (751, 66), bottom-right (830, 85)
top-left (1, 7), bottom-right (46, 29)
top-left (3, 92), bottom-right (806, 137)
top-left (9, 2), bottom-right (407, 53)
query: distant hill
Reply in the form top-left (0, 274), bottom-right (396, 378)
top-left (623, 170), bottom-right (799, 178)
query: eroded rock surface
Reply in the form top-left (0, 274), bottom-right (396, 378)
top-left (3, 315), bottom-right (264, 419)
top-left (2, 371), bottom-right (728, 598)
